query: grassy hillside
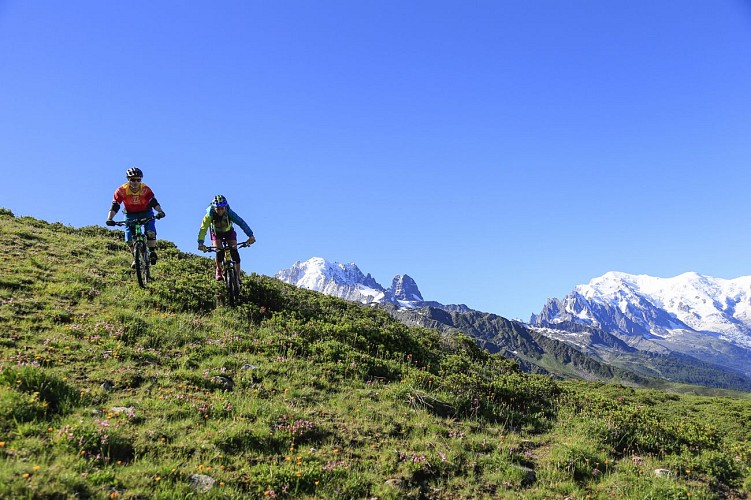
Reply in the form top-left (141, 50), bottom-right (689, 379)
top-left (1, 209), bottom-right (750, 499)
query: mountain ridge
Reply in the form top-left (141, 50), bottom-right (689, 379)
top-left (275, 257), bottom-right (470, 313)
top-left (277, 258), bottom-right (751, 390)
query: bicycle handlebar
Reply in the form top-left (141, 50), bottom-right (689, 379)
top-left (202, 241), bottom-right (253, 253)
top-left (110, 216), bottom-right (158, 227)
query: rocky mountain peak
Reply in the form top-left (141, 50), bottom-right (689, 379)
top-left (391, 274), bottom-right (423, 302)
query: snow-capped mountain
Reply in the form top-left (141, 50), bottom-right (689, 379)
top-left (275, 257), bottom-right (469, 312)
top-left (530, 271), bottom-right (751, 375)
top-left (275, 257), bottom-right (387, 304)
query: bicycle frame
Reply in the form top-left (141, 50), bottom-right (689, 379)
top-left (113, 216), bottom-right (156, 288)
top-left (203, 240), bottom-right (251, 306)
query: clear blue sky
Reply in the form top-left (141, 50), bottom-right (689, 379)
top-left (2, 1), bottom-right (750, 321)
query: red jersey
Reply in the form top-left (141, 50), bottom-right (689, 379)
top-left (112, 182), bottom-right (157, 213)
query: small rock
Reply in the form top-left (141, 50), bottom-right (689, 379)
top-left (189, 474), bottom-right (215, 493)
top-left (241, 364), bottom-right (258, 370)
top-left (654, 468), bottom-right (674, 477)
top-left (211, 375), bottom-right (234, 391)
top-left (111, 406), bottom-right (136, 418)
top-left (101, 381), bottom-right (114, 392)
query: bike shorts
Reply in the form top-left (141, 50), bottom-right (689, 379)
top-left (124, 211), bottom-right (156, 242)
top-left (211, 228), bottom-right (237, 246)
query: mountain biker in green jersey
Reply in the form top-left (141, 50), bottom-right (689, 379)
top-left (197, 195), bottom-right (255, 281)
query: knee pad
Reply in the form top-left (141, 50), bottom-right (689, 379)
top-left (146, 231), bottom-right (157, 240)
top-left (230, 248), bottom-right (240, 262)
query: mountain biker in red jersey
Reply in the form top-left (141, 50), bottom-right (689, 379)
top-left (197, 195), bottom-right (255, 281)
top-left (105, 167), bottom-right (166, 264)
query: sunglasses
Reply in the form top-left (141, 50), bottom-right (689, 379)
top-left (128, 178), bottom-right (142, 182)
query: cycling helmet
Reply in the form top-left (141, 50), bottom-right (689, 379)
top-left (126, 167), bottom-right (143, 179)
top-left (212, 195), bottom-right (229, 208)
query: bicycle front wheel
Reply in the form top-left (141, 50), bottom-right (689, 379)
top-left (225, 267), bottom-right (240, 307)
top-left (134, 242), bottom-right (149, 288)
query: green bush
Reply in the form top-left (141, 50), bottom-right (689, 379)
top-left (0, 389), bottom-right (49, 427)
top-left (0, 367), bottom-right (79, 416)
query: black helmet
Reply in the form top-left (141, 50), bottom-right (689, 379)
top-left (212, 195), bottom-right (229, 208)
top-left (126, 167), bottom-right (143, 179)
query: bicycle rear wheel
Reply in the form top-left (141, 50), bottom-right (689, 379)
top-left (134, 242), bottom-right (149, 288)
top-left (225, 266), bottom-right (240, 306)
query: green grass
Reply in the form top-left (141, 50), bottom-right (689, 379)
top-left (0, 208), bottom-right (750, 499)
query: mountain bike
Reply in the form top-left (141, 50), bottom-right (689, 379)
top-left (203, 241), bottom-right (252, 307)
top-left (112, 216), bottom-right (158, 288)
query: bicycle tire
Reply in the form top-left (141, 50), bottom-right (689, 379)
top-left (230, 273), bottom-right (241, 306)
top-left (146, 247), bottom-right (152, 281)
top-left (134, 242), bottom-right (149, 288)
top-left (225, 266), bottom-right (239, 307)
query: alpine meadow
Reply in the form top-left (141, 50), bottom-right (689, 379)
top-left (1, 209), bottom-right (750, 499)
